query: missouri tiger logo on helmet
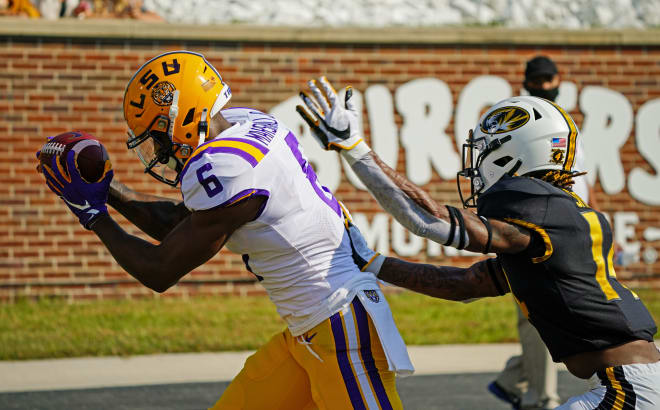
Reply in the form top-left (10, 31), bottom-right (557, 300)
top-left (123, 51), bottom-right (232, 186)
top-left (480, 106), bottom-right (530, 134)
top-left (457, 96), bottom-right (580, 207)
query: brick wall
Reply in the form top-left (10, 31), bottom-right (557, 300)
top-left (1, 22), bottom-right (659, 301)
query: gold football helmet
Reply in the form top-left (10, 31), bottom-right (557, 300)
top-left (123, 51), bottom-right (231, 186)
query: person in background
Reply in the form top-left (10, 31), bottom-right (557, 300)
top-left (34, 0), bottom-right (77, 19)
top-left (488, 55), bottom-right (595, 410)
top-left (71, 0), bottom-right (92, 17)
top-left (31, 0), bottom-right (161, 19)
top-left (113, 0), bottom-right (162, 21)
top-left (0, 0), bottom-right (40, 17)
top-left (69, 0), bottom-right (162, 20)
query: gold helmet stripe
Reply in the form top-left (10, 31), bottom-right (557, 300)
top-left (183, 139), bottom-right (266, 170)
top-left (547, 100), bottom-right (578, 172)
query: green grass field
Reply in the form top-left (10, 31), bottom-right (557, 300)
top-left (1, 289), bottom-right (658, 360)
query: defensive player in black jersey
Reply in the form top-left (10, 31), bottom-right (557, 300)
top-left (297, 78), bottom-right (660, 409)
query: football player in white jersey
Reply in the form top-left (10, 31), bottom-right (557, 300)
top-left (39, 51), bottom-right (413, 409)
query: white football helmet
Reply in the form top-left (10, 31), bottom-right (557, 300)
top-left (457, 96), bottom-right (579, 207)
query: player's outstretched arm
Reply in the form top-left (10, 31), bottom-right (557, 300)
top-left (298, 77), bottom-right (532, 255)
top-left (378, 257), bottom-right (509, 300)
top-left (108, 179), bottom-right (190, 241)
top-left (347, 220), bottom-right (509, 300)
top-left (359, 151), bottom-right (533, 255)
top-left (92, 195), bottom-right (265, 293)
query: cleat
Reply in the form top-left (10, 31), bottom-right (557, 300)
top-left (487, 381), bottom-right (521, 410)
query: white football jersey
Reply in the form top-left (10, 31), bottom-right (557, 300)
top-left (180, 108), bottom-right (368, 334)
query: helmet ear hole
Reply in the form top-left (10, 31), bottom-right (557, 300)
top-left (493, 156), bottom-right (513, 167)
top-left (182, 108), bottom-right (195, 126)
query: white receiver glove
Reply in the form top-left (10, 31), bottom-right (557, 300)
top-left (296, 77), bottom-right (371, 164)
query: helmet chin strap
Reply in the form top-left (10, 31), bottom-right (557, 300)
top-left (163, 92), bottom-right (209, 175)
top-left (164, 90), bottom-right (185, 174)
top-left (197, 108), bottom-right (208, 148)
top-left (168, 90), bottom-right (180, 139)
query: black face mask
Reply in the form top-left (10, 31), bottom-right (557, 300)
top-left (524, 85), bottom-right (559, 102)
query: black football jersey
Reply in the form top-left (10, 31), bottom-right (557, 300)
top-left (477, 175), bottom-right (657, 362)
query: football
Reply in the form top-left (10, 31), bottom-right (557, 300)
top-left (39, 131), bottom-right (110, 183)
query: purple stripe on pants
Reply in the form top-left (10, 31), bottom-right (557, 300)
top-left (330, 310), bottom-right (367, 410)
top-left (352, 297), bottom-right (394, 410)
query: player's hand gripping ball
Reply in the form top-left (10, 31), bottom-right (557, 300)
top-left (38, 131), bottom-right (110, 183)
top-left (37, 131), bottom-right (114, 229)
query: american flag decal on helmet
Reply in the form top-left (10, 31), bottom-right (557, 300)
top-left (551, 137), bottom-right (567, 148)
top-left (363, 290), bottom-right (380, 303)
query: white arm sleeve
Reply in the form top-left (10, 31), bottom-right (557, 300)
top-left (350, 153), bottom-right (468, 249)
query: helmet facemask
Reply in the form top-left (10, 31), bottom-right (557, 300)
top-left (126, 90), bottom-right (190, 186)
top-left (127, 125), bottom-right (185, 187)
top-left (457, 129), bottom-right (521, 208)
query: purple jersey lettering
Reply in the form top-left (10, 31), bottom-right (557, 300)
top-left (284, 132), bottom-right (341, 217)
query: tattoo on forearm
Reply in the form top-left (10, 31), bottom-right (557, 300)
top-left (489, 219), bottom-right (532, 254)
top-left (108, 179), bottom-right (190, 241)
top-left (378, 257), bottom-right (506, 300)
top-left (109, 180), bottom-right (180, 206)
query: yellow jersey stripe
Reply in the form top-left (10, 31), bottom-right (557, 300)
top-left (582, 212), bottom-right (620, 301)
top-left (183, 140), bottom-right (266, 170)
top-left (561, 188), bottom-right (588, 208)
top-left (503, 218), bottom-right (553, 263)
top-left (501, 266), bottom-right (529, 318)
top-left (548, 100), bottom-right (578, 172)
top-left (228, 189), bottom-right (256, 205)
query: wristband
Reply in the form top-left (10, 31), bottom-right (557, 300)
top-left (479, 216), bottom-right (493, 254)
top-left (87, 211), bottom-right (110, 230)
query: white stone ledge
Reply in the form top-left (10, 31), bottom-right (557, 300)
top-left (3, 18), bottom-right (660, 46)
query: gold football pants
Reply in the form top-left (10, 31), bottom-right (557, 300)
top-left (210, 297), bottom-right (402, 410)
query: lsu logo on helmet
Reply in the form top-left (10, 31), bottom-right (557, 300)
top-left (123, 51), bottom-right (231, 186)
top-left (151, 81), bottom-right (176, 106)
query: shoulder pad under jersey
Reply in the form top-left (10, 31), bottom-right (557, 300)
top-left (481, 175), bottom-right (558, 198)
top-left (477, 176), bottom-right (556, 223)
top-left (180, 138), bottom-right (268, 211)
